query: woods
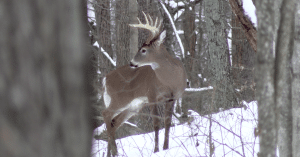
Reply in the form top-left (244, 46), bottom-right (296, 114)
top-left (0, 0), bottom-right (299, 156)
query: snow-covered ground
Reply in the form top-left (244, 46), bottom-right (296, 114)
top-left (92, 101), bottom-right (258, 157)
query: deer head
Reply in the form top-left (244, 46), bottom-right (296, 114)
top-left (129, 12), bottom-right (166, 70)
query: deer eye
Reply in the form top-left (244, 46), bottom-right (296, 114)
top-left (141, 49), bottom-right (146, 53)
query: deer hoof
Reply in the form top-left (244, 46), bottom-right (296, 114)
top-left (163, 144), bottom-right (169, 150)
top-left (111, 147), bottom-right (118, 156)
top-left (154, 147), bottom-right (159, 153)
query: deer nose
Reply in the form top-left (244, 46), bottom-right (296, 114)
top-left (130, 62), bottom-right (138, 68)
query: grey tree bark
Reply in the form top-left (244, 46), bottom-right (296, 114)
top-left (116, 0), bottom-right (130, 67)
top-left (204, 0), bottom-right (237, 109)
top-left (129, 0), bottom-right (138, 59)
top-left (183, 3), bottom-right (197, 88)
top-left (292, 1), bottom-right (300, 156)
top-left (255, 0), bottom-right (277, 156)
top-left (275, 0), bottom-right (296, 156)
top-left (0, 0), bottom-right (93, 157)
top-left (231, 9), bottom-right (255, 103)
top-left (94, 0), bottom-right (114, 74)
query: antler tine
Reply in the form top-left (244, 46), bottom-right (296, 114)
top-left (136, 17), bottom-right (142, 25)
top-left (154, 17), bottom-right (158, 28)
top-left (148, 14), bottom-right (153, 26)
top-left (142, 11), bottom-right (149, 25)
top-left (157, 19), bottom-right (163, 30)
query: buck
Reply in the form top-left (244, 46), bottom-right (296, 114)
top-left (102, 12), bottom-right (187, 157)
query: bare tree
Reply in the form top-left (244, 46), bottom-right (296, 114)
top-left (204, 0), bottom-right (237, 110)
top-left (292, 1), bottom-right (300, 156)
top-left (0, 0), bottom-right (93, 157)
top-left (230, 1), bottom-right (256, 103)
top-left (255, 0), bottom-right (277, 156)
top-left (94, 0), bottom-right (114, 74)
top-left (116, 0), bottom-right (130, 67)
top-left (275, 0), bottom-right (296, 156)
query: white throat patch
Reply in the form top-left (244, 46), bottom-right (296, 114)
top-left (139, 62), bottom-right (160, 70)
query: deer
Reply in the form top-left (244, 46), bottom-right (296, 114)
top-left (102, 12), bottom-right (187, 157)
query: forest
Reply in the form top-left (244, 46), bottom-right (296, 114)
top-left (0, 0), bottom-right (299, 157)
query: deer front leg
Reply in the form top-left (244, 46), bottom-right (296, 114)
top-left (163, 99), bottom-right (175, 150)
top-left (151, 104), bottom-right (160, 153)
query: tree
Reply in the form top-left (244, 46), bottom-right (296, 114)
top-left (116, 0), bottom-right (130, 67)
top-left (292, 2), bottom-right (300, 156)
top-left (204, 0), bottom-right (237, 110)
top-left (0, 0), bottom-right (93, 156)
top-left (255, 0), bottom-right (277, 156)
top-left (230, 0), bottom-right (256, 103)
top-left (275, 0), bottom-right (296, 156)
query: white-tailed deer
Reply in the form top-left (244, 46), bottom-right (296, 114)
top-left (102, 12), bottom-right (187, 157)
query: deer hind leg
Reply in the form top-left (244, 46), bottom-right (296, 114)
top-left (163, 98), bottom-right (175, 150)
top-left (103, 108), bottom-right (134, 157)
top-left (102, 108), bottom-right (119, 157)
top-left (151, 104), bottom-right (160, 153)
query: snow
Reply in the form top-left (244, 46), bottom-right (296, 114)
top-left (100, 47), bottom-right (116, 67)
top-left (92, 101), bottom-right (258, 157)
top-left (87, 0), bottom-right (95, 22)
top-left (242, 0), bottom-right (257, 26)
top-left (185, 86), bottom-right (213, 92)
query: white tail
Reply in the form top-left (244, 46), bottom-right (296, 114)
top-left (102, 12), bottom-right (187, 157)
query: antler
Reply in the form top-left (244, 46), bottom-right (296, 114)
top-left (129, 12), bottom-right (163, 42)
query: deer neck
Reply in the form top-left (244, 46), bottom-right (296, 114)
top-left (152, 53), bottom-right (181, 87)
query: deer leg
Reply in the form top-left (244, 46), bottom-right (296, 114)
top-left (163, 99), bottom-right (175, 150)
top-left (151, 104), bottom-right (160, 153)
top-left (103, 108), bottom-right (133, 157)
top-left (102, 109), bottom-right (118, 157)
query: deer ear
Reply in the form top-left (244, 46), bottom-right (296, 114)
top-left (156, 30), bottom-right (166, 46)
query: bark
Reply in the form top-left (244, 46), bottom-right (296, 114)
top-left (231, 9), bottom-right (255, 103)
top-left (275, 0), bottom-right (296, 156)
top-left (0, 0), bottom-right (93, 156)
top-left (116, 0), bottom-right (130, 67)
top-left (183, 4), bottom-right (198, 88)
top-left (292, 1), bottom-right (300, 156)
top-left (255, 0), bottom-right (277, 156)
top-left (129, 0), bottom-right (138, 59)
top-left (162, 5), bottom-right (176, 57)
top-left (229, 0), bottom-right (257, 52)
top-left (94, 0), bottom-right (114, 74)
top-left (204, 0), bottom-right (237, 109)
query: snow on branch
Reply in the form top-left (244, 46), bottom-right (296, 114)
top-left (185, 86), bottom-right (213, 92)
top-left (100, 47), bottom-right (116, 67)
top-left (159, 1), bottom-right (185, 58)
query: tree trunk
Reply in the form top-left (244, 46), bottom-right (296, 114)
top-left (231, 12), bottom-right (255, 103)
top-left (292, 1), bottom-right (300, 156)
top-left (116, 0), bottom-right (130, 67)
top-left (228, 0), bottom-right (257, 52)
top-left (255, 0), bottom-right (277, 156)
top-left (204, 0), bottom-right (237, 110)
top-left (129, 0), bottom-right (138, 59)
top-left (95, 0), bottom-right (114, 74)
top-left (275, 0), bottom-right (296, 156)
top-left (183, 4), bottom-right (198, 88)
top-left (0, 0), bottom-right (93, 156)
